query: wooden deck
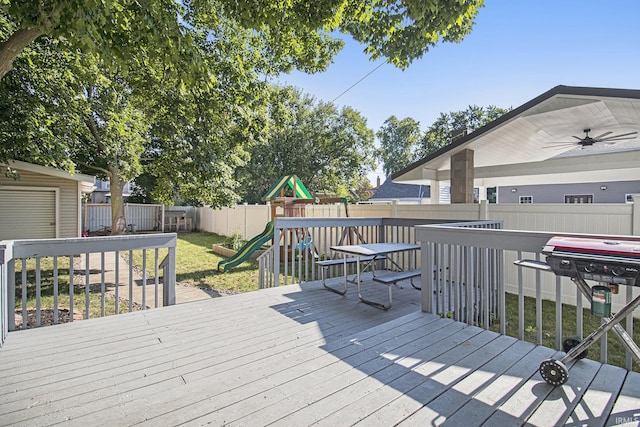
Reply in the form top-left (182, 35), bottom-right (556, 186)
top-left (1, 276), bottom-right (639, 426)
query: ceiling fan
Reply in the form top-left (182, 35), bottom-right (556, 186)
top-left (547, 128), bottom-right (638, 149)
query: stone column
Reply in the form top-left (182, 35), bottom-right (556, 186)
top-left (450, 149), bottom-right (474, 204)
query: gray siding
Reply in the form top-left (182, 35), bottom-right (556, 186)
top-left (498, 180), bottom-right (640, 203)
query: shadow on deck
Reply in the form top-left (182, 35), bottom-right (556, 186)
top-left (0, 276), bottom-right (638, 426)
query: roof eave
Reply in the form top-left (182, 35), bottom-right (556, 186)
top-left (391, 85), bottom-right (640, 183)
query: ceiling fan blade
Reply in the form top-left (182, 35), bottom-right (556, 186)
top-left (543, 143), bottom-right (577, 149)
top-left (572, 135), bottom-right (583, 141)
top-left (598, 131), bottom-right (638, 141)
top-left (593, 131), bottom-right (612, 140)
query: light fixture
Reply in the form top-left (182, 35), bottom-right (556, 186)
top-left (600, 185), bottom-right (607, 191)
top-left (511, 188), bottom-right (517, 193)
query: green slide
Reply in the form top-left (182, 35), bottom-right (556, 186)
top-left (217, 221), bottom-right (275, 272)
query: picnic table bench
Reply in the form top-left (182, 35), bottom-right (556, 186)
top-left (373, 269), bottom-right (421, 288)
top-left (316, 255), bottom-right (385, 294)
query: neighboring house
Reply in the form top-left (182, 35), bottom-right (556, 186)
top-left (91, 179), bottom-right (133, 203)
top-left (368, 176), bottom-right (431, 204)
top-left (0, 161), bottom-right (95, 239)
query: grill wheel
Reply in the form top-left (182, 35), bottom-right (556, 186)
top-left (539, 359), bottom-right (569, 386)
top-left (563, 337), bottom-right (588, 360)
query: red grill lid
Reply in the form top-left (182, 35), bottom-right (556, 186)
top-left (544, 236), bottom-right (640, 259)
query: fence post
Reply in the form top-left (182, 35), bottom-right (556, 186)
top-left (479, 200), bottom-right (489, 220)
top-left (632, 196), bottom-right (640, 235)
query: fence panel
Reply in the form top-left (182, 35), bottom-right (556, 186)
top-left (85, 203), bottom-right (165, 232)
top-left (196, 200), bottom-right (638, 245)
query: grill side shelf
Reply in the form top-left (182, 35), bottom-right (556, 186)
top-left (514, 259), bottom-right (552, 271)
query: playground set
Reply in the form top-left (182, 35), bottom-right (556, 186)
top-left (217, 175), bottom-right (351, 272)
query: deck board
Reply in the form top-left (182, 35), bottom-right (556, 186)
top-left (0, 278), bottom-right (639, 426)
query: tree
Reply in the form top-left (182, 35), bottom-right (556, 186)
top-left (220, 0), bottom-right (484, 69)
top-left (0, 0), bottom-right (201, 80)
top-left (0, 16), bottom-right (269, 233)
top-left (1, 0), bottom-right (484, 80)
top-left (0, 0), bottom-right (484, 232)
top-left (376, 116), bottom-right (422, 176)
top-left (237, 86), bottom-right (376, 204)
top-left (418, 105), bottom-right (511, 157)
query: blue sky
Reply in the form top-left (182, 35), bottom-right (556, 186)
top-left (275, 0), bottom-right (640, 183)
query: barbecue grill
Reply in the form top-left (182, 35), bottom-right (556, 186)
top-left (515, 236), bottom-right (640, 386)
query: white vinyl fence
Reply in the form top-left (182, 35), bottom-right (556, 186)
top-left (197, 198), bottom-right (640, 239)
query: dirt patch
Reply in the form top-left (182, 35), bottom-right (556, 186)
top-left (14, 295), bottom-right (146, 329)
top-left (177, 282), bottom-right (240, 298)
top-left (14, 308), bottom-right (84, 329)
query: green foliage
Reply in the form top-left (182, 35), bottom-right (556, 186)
top-left (1, 0), bottom-right (484, 82)
top-left (0, 0), bottom-right (484, 213)
top-left (0, 0), bottom-right (203, 79)
top-left (219, 0), bottom-right (484, 69)
top-left (376, 116), bottom-right (422, 176)
top-left (418, 104), bottom-right (511, 157)
top-left (0, 12), bottom-right (270, 210)
top-left (376, 105), bottom-right (510, 177)
top-left (237, 86), bottom-right (376, 204)
top-left (225, 229), bottom-right (245, 251)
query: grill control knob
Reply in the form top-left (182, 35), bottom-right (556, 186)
top-left (584, 263), bottom-right (598, 273)
top-left (612, 266), bottom-right (626, 276)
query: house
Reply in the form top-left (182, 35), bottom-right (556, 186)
top-left (0, 160), bottom-right (95, 239)
top-left (367, 176), bottom-right (432, 204)
top-left (91, 178), bottom-right (134, 203)
top-left (393, 85), bottom-right (640, 203)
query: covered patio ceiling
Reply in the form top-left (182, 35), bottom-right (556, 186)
top-left (393, 85), bottom-right (640, 188)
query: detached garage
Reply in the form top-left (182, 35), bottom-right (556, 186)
top-left (0, 161), bottom-right (95, 240)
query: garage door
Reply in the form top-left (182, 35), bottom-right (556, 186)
top-left (0, 189), bottom-right (56, 239)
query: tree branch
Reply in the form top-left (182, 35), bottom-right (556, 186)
top-left (83, 113), bottom-right (108, 153)
top-left (0, 28), bottom-right (43, 79)
top-left (75, 160), bottom-right (110, 175)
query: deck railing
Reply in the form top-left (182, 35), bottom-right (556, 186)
top-left (416, 224), bottom-right (639, 369)
top-left (0, 233), bottom-right (176, 341)
top-left (259, 217), bottom-right (502, 289)
top-left (1, 244), bottom-right (8, 347)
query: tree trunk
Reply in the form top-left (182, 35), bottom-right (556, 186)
top-left (0, 28), bottom-right (43, 80)
top-left (109, 169), bottom-right (128, 235)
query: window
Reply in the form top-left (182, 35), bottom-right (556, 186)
top-left (487, 187), bottom-right (497, 203)
top-left (565, 194), bottom-right (593, 204)
top-left (519, 196), bottom-right (533, 204)
top-left (626, 194), bottom-right (640, 203)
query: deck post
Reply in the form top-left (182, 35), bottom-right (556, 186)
top-left (273, 224), bottom-right (281, 287)
top-left (163, 245), bottom-right (176, 305)
top-left (6, 257), bottom-right (14, 333)
top-left (0, 245), bottom-right (6, 346)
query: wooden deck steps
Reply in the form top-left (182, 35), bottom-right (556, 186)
top-left (0, 278), bottom-right (638, 426)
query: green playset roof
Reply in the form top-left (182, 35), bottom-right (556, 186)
top-left (263, 175), bottom-right (313, 201)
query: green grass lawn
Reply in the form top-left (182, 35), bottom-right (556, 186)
top-left (13, 257), bottom-right (139, 325)
top-left (131, 231), bottom-right (261, 294)
top-left (170, 232), bottom-right (261, 293)
top-left (491, 292), bottom-right (640, 371)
